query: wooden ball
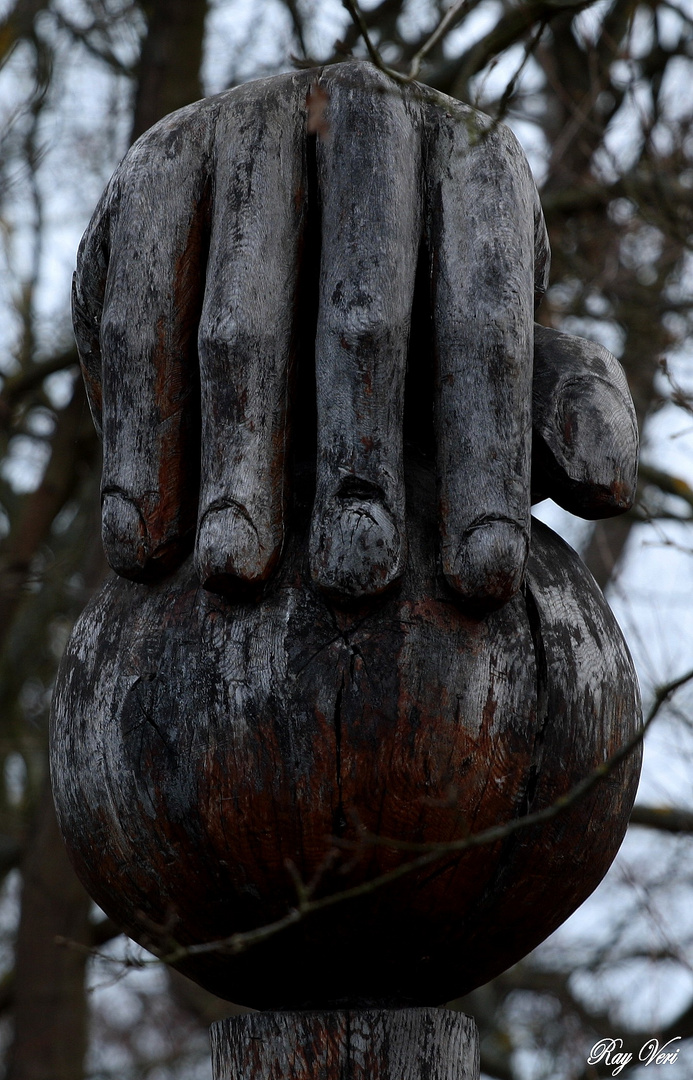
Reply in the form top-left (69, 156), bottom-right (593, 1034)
top-left (50, 461), bottom-right (640, 1009)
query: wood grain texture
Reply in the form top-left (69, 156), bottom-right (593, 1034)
top-left (74, 96), bottom-right (220, 581)
top-left (58, 61), bottom-right (643, 1014)
top-left (532, 324), bottom-right (638, 517)
top-left (211, 1009), bottom-right (479, 1080)
top-left (72, 61), bottom-right (640, 604)
top-left (50, 453), bottom-right (641, 1010)
top-left (424, 101), bottom-right (537, 608)
top-left (195, 75), bottom-right (307, 589)
top-left (309, 64), bottom-right (421, 598)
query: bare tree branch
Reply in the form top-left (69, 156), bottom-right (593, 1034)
top-left (71, 666), bottom-right (692, 974)
top-left (630, 804), bottom-right (693, 833)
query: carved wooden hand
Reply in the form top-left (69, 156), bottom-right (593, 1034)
top-left (72, 62), bottom-right (637, 610)
top-left (53, 63), bottom-right (642, 1011)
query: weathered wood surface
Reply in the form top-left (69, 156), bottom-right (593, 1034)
top-left (56, 61), bottom-right (643, 1012)
top-left (532, 324), bottom-right (638, 517)
top-left (71, 61), bottom-right (637, 606)
top-left (50, 453), bottom-right (641, 1009)
top-left (211, 1009), bottom-right (479, 1080)
top-left (426, 92), bottom-right (537, 607)
top-left (310, 65), bottom-right (420, 599)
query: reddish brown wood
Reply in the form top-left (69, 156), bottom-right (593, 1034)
top-left (50, 453), bottom-right (641, 1010)
top-left (71, 62), bottom-right (637, 605)
top-left (54, 61), bottom-right (642, 1017)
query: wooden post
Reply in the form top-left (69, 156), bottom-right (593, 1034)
top-left (211, 1010), bottom-right (479, 1080)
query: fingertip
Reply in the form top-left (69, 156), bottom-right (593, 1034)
top-left (532, 325), bottom-right (638, 519)
top-left (195, 504), bottom-right (281, 595)
top-left (443, 520), bottom-right (528, 611)
top-left (101, 494), bottom-right (193, 587)
top-left (101, 493), bottom-right (150, 580)
top-left (550, 379), bottom-right (638, 518)
top-left (102, 492), bottom-right (193, 583)
top-left (310, 497), bottom-right (405, 601)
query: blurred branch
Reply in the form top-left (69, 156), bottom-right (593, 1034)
top-left (337, 0), bottom-right (404, 60)
top-left (406, 0), bottom-right (481, 81)
top-left (339, 0), bottom-right (607, 129)
top-left (341, 0), bottom-right (386, 70)
top-left (51, 11), bottom-right (134, 76)
top-left (283, 0), bottom-right (308, 58)
top-left (0, 348), bottom-right (79, 429)
top-left (639, 463), bottom-right (693, 512)
top-left (76, 665), bottom-right (692, 973)
top-left (449, 0), bottom-right (597, 99)
top-left (6, 782), bottom-right (91, 1080)
top-left (0, 0), bottom-right (50, 67)
top-left (131, 0), bottom-right (209, 141)
top-left (341, 0), bottom-right (487, 83)
top-left (630, 804), bottom-right (693, 833)
top-left (0, 378), bottom-right (98, 651)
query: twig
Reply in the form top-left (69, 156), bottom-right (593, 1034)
top-left (0, 348), bottom-right (79, 427)
top-left (338, 0), bottom-right (464, 100)
top-left (63, 667), bottom-right (692, 973)
top-left (407, 0), bottom-right (481, 82)
top-left (158, 666), bottom-right (687, 964)
top-left (340, 0), bottom-right (386, 72)
top-left (630, 804), bottom-right (693, 834)
top-left (491, 17), bottom-right (547, 125)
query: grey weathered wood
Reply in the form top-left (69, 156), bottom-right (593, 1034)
top-left (211, 1009), bottom-right (479, 1080)
top-left (532, 323), bottom-right (638, 517)
top-left (194, 75), bottom-right (308, 589)
top-left (309, 64), bottom-right (421, 598)
top-left (73, 95), bottom-right (220, 581)
top-left (57, 59), bottom-right (643, 1019)
top-left (72, 60), bottom-right (639, 606)
top-left (424, 100), bottom-right (539, 609)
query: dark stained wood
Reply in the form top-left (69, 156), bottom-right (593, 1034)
top-left (72, 95), bottom-right (220, 581)
top-left (55, 60), bottom-right (642, 1018)
top-left (72, 61), bottom-right (639, 606)
top-left (50, 453), bottom-right (641, 1010)
top-left (532, 323), bottom-right (638, 517)
top-left (195, 76), bottom-right (307, 590)
top-left (211, 1009), bottom-right (479, 1080)
top-left (309, 65), bottom-right (420, 599)
top-left (424, 98), bottom-right (537, 609)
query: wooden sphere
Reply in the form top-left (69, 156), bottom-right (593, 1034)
top-left (50, 460), bottom-right (641, 1009)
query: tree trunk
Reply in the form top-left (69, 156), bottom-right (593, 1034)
top-left (6, 782), bottom-right (92, 1080)
top-left (4, 5), bottom-right (213, 1077)
top-left (131, 0), bottom-right (209, 141)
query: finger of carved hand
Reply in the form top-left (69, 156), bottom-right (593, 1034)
top-left (534, 194), bottom-right (551, 311)
top-left (72, 187), bottom-right (111, 436)
top-left (309, 63), bottom-right (422, 600)
top-left (195, 73), bottom-right (310, 595)
top-left (425, 107), bottom-right (536, 610)
top-left (97, 101), bottom-right (217, 581)
top-left (532, 324), bottom-right (639, 518)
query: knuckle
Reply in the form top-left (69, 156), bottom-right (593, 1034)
top-left (197, 317), bottom-right (239, 359)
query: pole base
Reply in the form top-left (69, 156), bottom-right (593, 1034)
top-left (211, 1008), bottom-right (479, 1080)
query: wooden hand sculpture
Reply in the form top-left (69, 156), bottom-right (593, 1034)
top-left (51, 63), bottom-right (642, 1011)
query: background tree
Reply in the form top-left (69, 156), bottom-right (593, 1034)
top-left (0, 0), bottom-right (692, 1077)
